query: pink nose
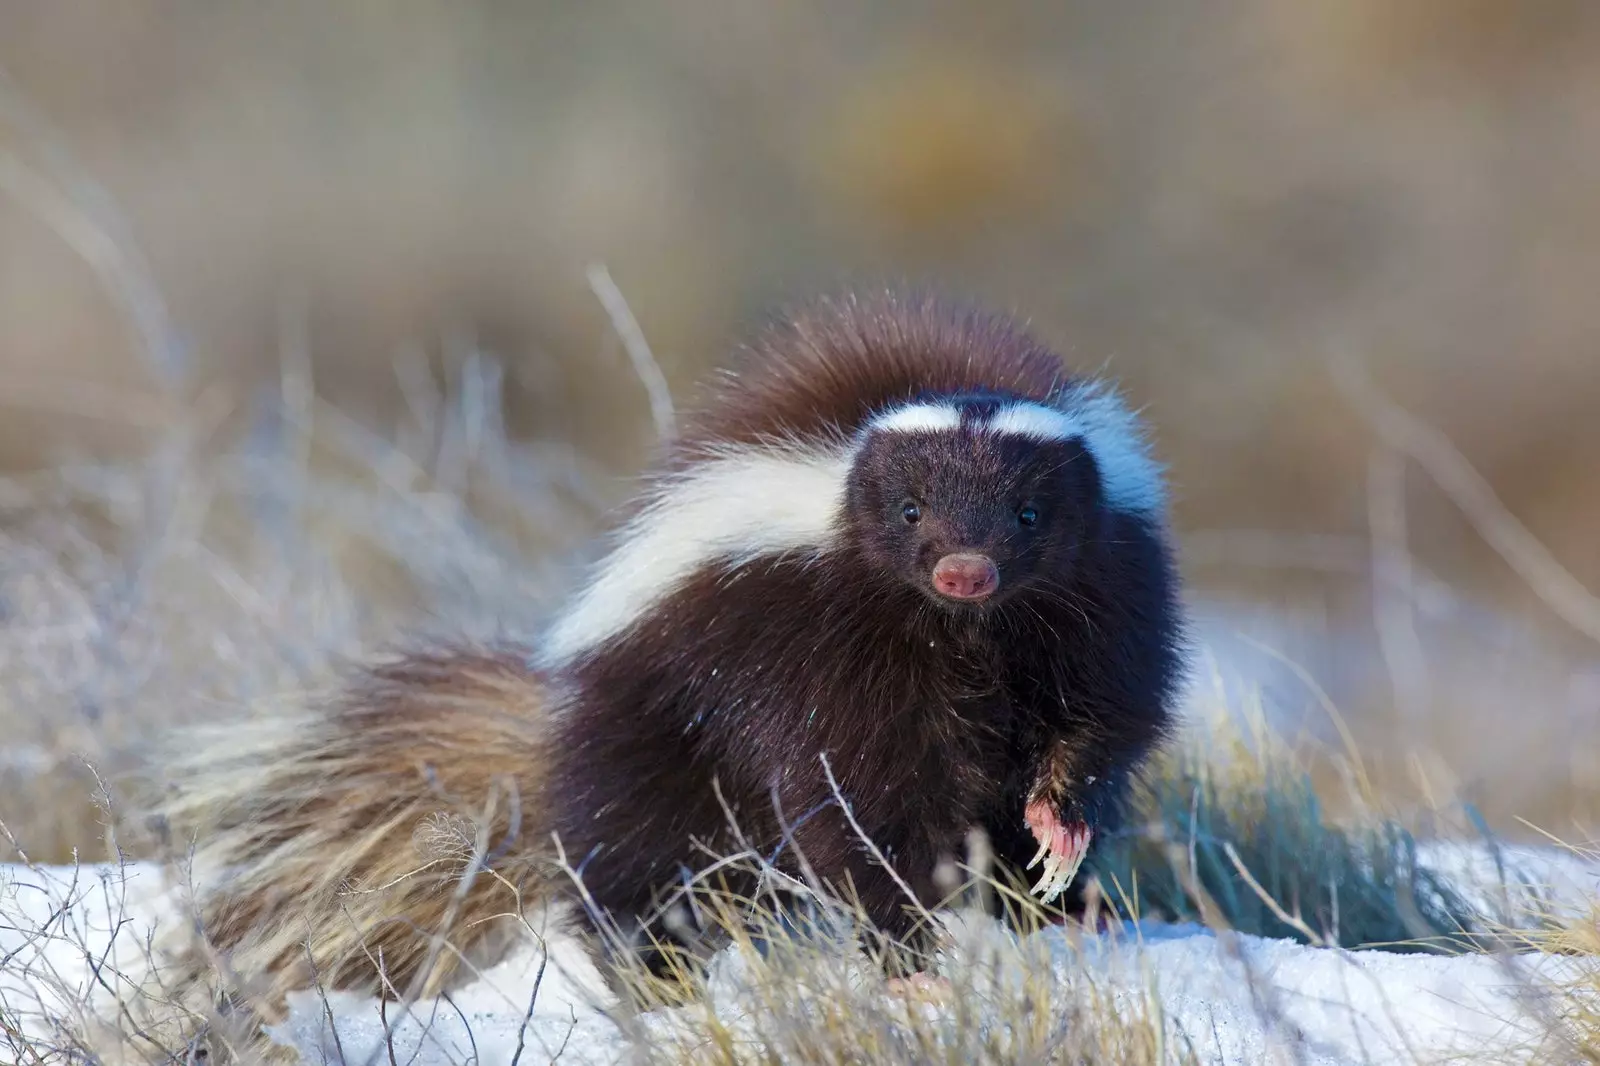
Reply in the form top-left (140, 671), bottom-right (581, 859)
top-left (931, 554), bottom-right (1000, 601)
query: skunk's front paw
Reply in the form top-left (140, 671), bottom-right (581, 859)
top-left (1023, 798), bottom-right (1092, 905)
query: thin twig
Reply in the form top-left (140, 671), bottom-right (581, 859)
top-left (586, 264), bottom-right (676, 442)
top-left (1222, 842), bottom-right (1329, 948)
top-left (0, 68), bottom-right (187, 387)
top-left (817, 753), bottom-right (937, 931)
top-left (440, 993), bottom-right (479, 1066)
top-left (1335, 356), bottom-right (1600, 646)
top-left (551, 1005), bottom-right (578, 1063)
top-left (378, 949), bottom-right (400, 1066)
top-left (357, 777), bottom-right (507, 1066)
top-left (1366, 448), bottom-right (1432, 723)
top-left (303, 941), bottom-right (350, 1066)
top-left (508, 944), bottom-right (548, 1066)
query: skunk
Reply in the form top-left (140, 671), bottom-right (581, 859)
top-left (150, 291), bottom-right (1186, 1012)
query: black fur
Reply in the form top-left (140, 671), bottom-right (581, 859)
top-left (542, 304), bottom-right (1187, 974)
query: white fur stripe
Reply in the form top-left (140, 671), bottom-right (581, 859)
top-left (538, 445), bottom-right (854, 665)
top-left (875, 393), bottom-right (1167, 518)
top-left (987, 402), bottom-right (1082, 442)
top-left (869, 403), bottom-right (962, 434)
top-left (1053, 381), bottom-right (1167, 517)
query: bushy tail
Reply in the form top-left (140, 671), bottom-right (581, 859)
top-left (147, 644), bottom-right (556, 1016)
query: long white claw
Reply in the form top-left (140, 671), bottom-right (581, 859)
top-left (1030, 854), bottom-right (1060, 896)
top-left (1026, 836), bottom-right (1051, 870)
top-left (1049, 852), bottom-right (1083, 904)
top-left (1029, 837), bottom-right (1089, 904)
top-left (1066, 851), bottom-right (1086, 891)
top-left (1042, 859), bottom-right (1062, 903)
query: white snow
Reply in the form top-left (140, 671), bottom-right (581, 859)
top-left (0, 861), bottom-right (175, 1034)
top-left (2, 846), bottom-right (1597, 1064)
top-left (1414, 839), bottom-right (1600, 921)
top-left (1070, 920), bottom-right (1580, 1065)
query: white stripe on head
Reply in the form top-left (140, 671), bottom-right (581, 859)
top-left (872, 393), bottom-right (1168, 519)
top-left (538, 443), bottom-right (855, 665)
top-left (869, 402), bottom-right (963, 434)
top-left (1052, 382), bottom-right (1167, 517)
top-left (987, 402), bottom-right (1083, 442)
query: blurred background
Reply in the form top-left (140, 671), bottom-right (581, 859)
top-left (1, 1), bottom-right (1597, 846)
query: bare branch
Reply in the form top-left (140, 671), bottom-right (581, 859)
top-left (1335, 357), bottom-right (1600, 646)
top-left (0, 67), bottom-right (187, 388)
top-left (585, 263), bottom-right (676, 442)
top-left (1366, 448), bottom-right (1432, 723)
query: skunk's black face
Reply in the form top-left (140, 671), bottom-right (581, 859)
top-left (843, 418), bottom-right (1100, 611)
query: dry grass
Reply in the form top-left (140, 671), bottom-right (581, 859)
top-left (591, 860), bottom-right (1195, 1065)
top-left (0, 342), bottom-right (617, 864)
top-left (0, 785), bottom-right (1200, 1065)
top-left (1475, 839), bottom-right (1600, 1064)
top-left (1550, 894), bottom-right (1600, 1063)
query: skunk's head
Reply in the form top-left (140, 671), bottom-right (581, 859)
top-left (843, 395), bottom-right (1103, 610)
top-left (535, 295), bottom-right (1171, 667)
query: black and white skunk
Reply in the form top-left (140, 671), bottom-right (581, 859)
top-left (151, 291), bottom-right (1186, 1013)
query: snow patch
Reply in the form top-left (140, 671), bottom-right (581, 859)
top-left (3, 849), bottom-right (1597, 1065)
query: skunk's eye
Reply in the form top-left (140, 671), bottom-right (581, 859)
top-left (901, 501), bottom-right (922, 525)
top-left (1017, 505), bottom-right (1039, 527)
